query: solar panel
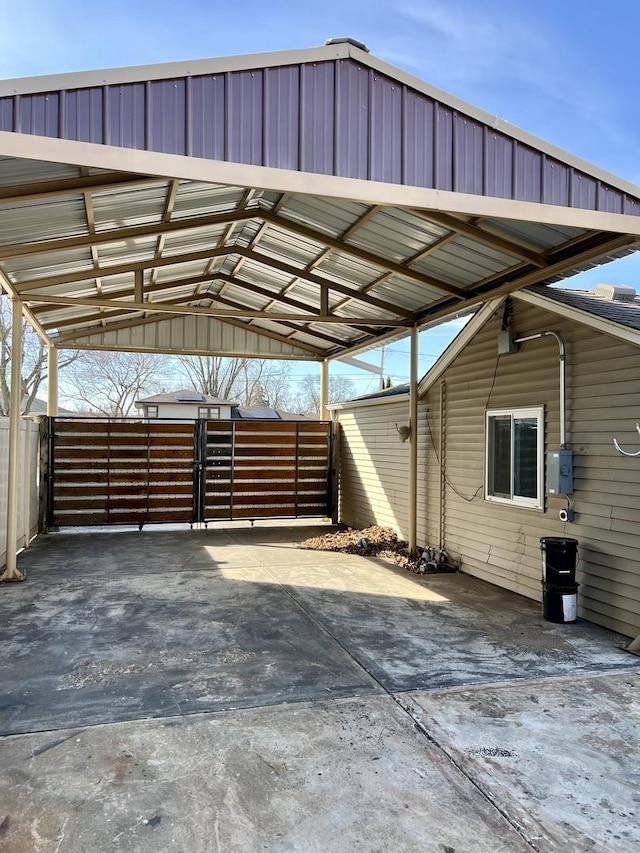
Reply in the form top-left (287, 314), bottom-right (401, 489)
top-left (175, 392), bottom-right (206, 402)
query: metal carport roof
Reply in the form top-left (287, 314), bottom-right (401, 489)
top-left (0, 38), bottom-right (639, 362)
top-left (2, 36), bottom-right (640, 576)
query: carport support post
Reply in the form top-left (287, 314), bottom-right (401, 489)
top-left (1, 298), bottom-right (25, 582)
top-left (47, 346), bottom-right (58, 416)
top-left (320, 359), bottom-right (329, 420)
top-left (408, 325), bottom-right (418, 556)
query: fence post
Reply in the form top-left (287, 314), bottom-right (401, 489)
top-left (1, 298), bottom-right (25, 581)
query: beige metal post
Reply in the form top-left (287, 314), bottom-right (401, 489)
top-left (21, 417), bottom-right (31, 550)
top-left (320, 359), bottom-right (329, 420)
top-left (408, 326), bottom-right (418, 556)
top-left (1, 298), bottom-right (25, 581)
top-left (47, 346), bottom-right (58, 416)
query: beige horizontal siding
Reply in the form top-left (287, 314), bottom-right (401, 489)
top-left (423, 300), bottom-right (640, 637)
top-left (336, 300), bottom-right (640, 637)
top-left (336, 399), bottom-right (428, 542)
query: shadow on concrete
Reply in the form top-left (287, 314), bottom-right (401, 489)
top-left (0, 523), bottom-right (635, 736)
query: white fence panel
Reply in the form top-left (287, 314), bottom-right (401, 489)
top-left (0, 417), bottom-right (41, 568)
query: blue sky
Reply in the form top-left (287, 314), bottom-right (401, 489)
top-left (2, 0), bottom-right (639, 392)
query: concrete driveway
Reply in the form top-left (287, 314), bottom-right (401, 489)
top-left (1, 523), bottom-right (638, 852)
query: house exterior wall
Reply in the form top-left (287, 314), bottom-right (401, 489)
top-left (336, 397), bottom-right (428, 543)
top-left (336, 300), bottom-right (640, 638)
top-left (422, 299), bottom-right (640, 637)
top-left (142, 403), bottom-right (232, 420)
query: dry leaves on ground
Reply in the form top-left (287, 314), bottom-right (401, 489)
top-left (301, 525), bottom-right (423, 572)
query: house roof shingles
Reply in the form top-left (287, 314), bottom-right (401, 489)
top-left (530, 284), bottom-right (640, 331)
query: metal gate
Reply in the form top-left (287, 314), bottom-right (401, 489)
top-left (199, 420), bottom-right (332, 521)
top-left (47, 417), bottom-right (332, 527)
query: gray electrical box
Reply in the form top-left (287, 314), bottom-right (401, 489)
top-left (497, 331), bottom-right (519, 355)
top-left (547, 449), bottom-right (573, 495)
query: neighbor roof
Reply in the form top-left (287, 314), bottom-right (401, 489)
top-left (0, 39), bottom-right (639, 363)
top-left (136, 389), bottom-right (235, 406)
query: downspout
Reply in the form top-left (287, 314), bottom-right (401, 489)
top-left (513, 331), bottom-right (566, 448)
top-left (408, 326), bottom-right (418, 556)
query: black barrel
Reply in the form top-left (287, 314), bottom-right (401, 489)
top-left (540, 537), bottom-right (578, 586)
top-left (542, 582), bottom-right (578, 623)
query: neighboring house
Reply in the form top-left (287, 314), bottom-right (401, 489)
top-left (136, 390), bottom-right (311, 421)
top-left (332, 283), bottom-right (640, 638)
top-left (232, 406), bottom-right (311, 421)
top-left (135, 390), bottom-right (235, 420)
top-left (22, 398), bottom-right (75, 416)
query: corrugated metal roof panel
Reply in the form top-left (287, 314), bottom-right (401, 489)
top-left (416, 239), bottom-right (510, 286)
top-left (280, 196), bottom-right (368, 238)
top-left (347, 208), bottom-right (449, 261)
top-left (223, 256), bottom-right (293, 288)
top-left (189, 75), bottom-right (225, 160)
top-left (64, 87), bottom-right (104, 144)
top-left (92, 185), bottom-right (167, 229)
top-left (370, 70), bottom-right (402, 184)
top-left (264, 66), bottom-right (300, 170)
top-left (158, 225), bottom-right (232, 256)
top-left (481, 219), bottom-right (585, 251)
top-left (370, 275), bottom-right (446, 309)
top-left (2, 246), bottom-right (91, 277)
top-left (0, 157), bottom-right (80, 187)
top-left (154, 260), bottom-right (216, 283)
top-left (315, 251), bottom-right (384, 286)
top-left (71, 314), bottom-right (318, 358)
top-left (257, 224), bottom-right (326, 266)
top-left (171, 182), bottom-right (252, 218)
top-left (96, 238), bottom-right (159, 264)
top-left (299, 62), bottom-right (335, 175)
top-left (0, 197), bottom-right (86, 248)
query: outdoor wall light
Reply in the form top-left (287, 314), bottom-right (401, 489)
top-left (396, 423), bottom-right (411, 443)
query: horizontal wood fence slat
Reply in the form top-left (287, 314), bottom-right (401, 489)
top-left (49, 417), bottom-right (332, 526)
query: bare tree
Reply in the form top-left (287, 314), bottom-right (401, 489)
top-left (0, 295), bottom-right (77, 415)
top-left (293, 374), bottom-right (356, 417)
top-left (175, 355), bottom-right (293, 408)
top-left (175, 355), bottom-right (249, 401)
top-left (249, 362), bottom-right (293, 410)
top-left (62, 350), bottom-right (170, 417)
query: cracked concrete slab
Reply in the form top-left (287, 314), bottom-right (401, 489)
top-left (1, 523), bottom-right (639, 851)
top-left (255, 556), bottom-right (637, 691)
top-left (0, 696), bottom-right (531, 853)
top-left (405, 670), bottom-right (640, 853)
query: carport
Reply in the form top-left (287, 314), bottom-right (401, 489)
top-left (1, 37), bottom-right (640, 577)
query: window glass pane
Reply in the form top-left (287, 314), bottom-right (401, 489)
top-left (490, 416), bottom-right (511, 497)
top-left (513, 417), bottom-right (537, 498)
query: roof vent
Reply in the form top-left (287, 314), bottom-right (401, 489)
top-left (324, 37), bottom-right (370, 52)
top-left (592, 284), bottom-right (637, 302)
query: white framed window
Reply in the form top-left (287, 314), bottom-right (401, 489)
top-left (485, 407), bottom-right (544, 509)
top-left (198, 406), bottom-right (220, 420)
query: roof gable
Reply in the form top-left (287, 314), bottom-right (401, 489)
top-left (0, 42), bottom-right (639, 364)
top-left (1, 42), bottom-right (639, 210)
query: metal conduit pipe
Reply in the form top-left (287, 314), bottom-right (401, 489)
top-left (514, 331), bottom-right (567, 448)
